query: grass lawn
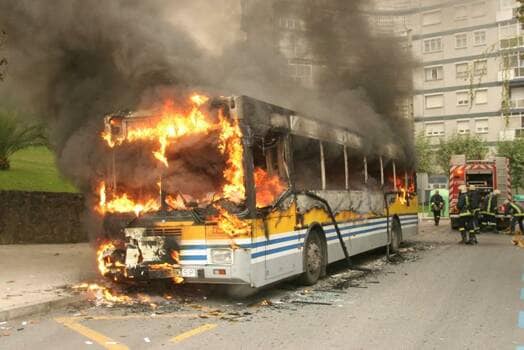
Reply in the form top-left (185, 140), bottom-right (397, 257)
top-left (0, 146), bottom-right (77, 193)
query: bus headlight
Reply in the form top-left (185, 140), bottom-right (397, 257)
top-left (210, 248), bottom-right (233, 265)
top-left (124, 227), bottom-right (146, 239)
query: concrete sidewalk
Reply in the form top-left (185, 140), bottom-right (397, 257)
top-left (0, 243), bottom-right (97, 321)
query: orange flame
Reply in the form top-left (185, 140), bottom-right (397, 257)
top-left (165, 194), bottom-right (186, 210)
top-left (254, 167), bottom-right (285, 207)
top-left (214, 205), bottom-right (250, 238)
top-left (97, 181), bottom-right (160, 217)
top-left (218, 110), bottom-right (245, 203)
top-left (102, 97), bottom-right (212, 167)
top-left (171, 251), bottom-right (180, 264)
top-left (97, 242), bottom-right (116, 276)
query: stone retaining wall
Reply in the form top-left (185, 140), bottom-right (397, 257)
top-left (0, 191), bottom-right (88, 244)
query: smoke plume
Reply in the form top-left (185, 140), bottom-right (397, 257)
top-left (0, 0), bottom-right (416, 236)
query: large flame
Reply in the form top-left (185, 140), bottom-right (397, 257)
top-left (214, 205), bottom-right (250, 238)
top-left (218, 110), bottom-right (245, 203)
top-left (254, 167), bottom-right (285, 208)
top-left (97, 181), bottom-right (160, 217)
top-left (102, 95), bottom-right (212, 167)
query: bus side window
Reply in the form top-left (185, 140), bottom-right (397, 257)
top-left (346, 148), bottom-right (365, 190)
top-left (366, 156), bottom-right (383, 190)
top-left (292, 135), bottom-right (322, 190)
top-left (253, 133), bottom-right (287, 179)
top-left (252, 133), bottom-right (289, 207)
top-left (324, 142), bottom-right (346, 190)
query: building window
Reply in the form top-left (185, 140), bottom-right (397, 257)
top-left (422, 10), bottom-right (442, 26)
top-left (455, 34), bottom-right (468, 49)
top-left (457, 120), bottom-right (471, 135)
top-left (499, 22), bottom-right (522, 49)
top-left (475, 119), bottom-right (489, 134)
top-left (455, 5), bottom-right (468, 20)
top-left (425, 94), bottom-right (444, 109)
top-left (424, 66), bottom-right (443, 81)
top-left (474, 60), bottom-right (487, 76)
top-left (475, 89), bottom-right (488, 104)
top-left (516, 114), bottom-right (524, 138)
top-left (279, 17), bottom-right (306, 31)
top-left (471, 2), bottom-right (486, 18)
top-left (423, 38), bottom-right (442, 53)
top-left (456, 91), bottom-right (470, 106)
top-left (474, 31), bottom-right (486, 45)
top-left (456, 63), bottom-right (469, 79)
top-left (288, 63), bottom-right (313, 86)
top-left (425, 123), bottom-right (445, 137)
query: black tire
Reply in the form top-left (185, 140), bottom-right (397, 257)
top-left (299, 231), bottom-right (324, 286)
top-left (390, 219), bottom-right (402, 253)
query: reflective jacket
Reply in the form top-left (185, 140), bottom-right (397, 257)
top-left (482, 193), bottom-right (498, 214)
top-left (505, 202), bottom-right (524, 217)
top-left (430, 194), bottom-right (444, 210)
top-left (457, 193), bottom-right (471, 216)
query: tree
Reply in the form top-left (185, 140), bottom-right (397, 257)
top-left (0, 111), bottom-right (47, 170)
top-left (498, 138), bottom-right (524, 194)
top-left (415, 132), bottom-right (435, 174)
top-left (436, 135), bottom-right (488, 172)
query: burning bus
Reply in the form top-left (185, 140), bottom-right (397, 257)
top-left (96, 94), bottom-right (418, 291)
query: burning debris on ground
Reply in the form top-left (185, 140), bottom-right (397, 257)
top-left (66, 240), bottom-right (431, 322)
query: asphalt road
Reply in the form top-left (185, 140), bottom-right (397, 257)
top-left (2, 220), bottom-right (524, 350)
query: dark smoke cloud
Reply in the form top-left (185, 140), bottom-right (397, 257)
top-left (0, 0), bottom-right (416, 236)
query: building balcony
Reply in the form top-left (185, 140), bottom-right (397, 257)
top-left (499, 68), bottom-right (524, 85)
top-left (510, 98), bottom-right (524, 109)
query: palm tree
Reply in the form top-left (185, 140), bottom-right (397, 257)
top-left (0, 111), bottom-right (47, 170)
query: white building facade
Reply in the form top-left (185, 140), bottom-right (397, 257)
top-left (370, 0), bottom-right (524, 148)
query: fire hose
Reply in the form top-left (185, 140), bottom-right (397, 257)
top-left (272, 190), bottom-right (371, 272)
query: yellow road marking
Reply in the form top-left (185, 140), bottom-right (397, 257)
top-left (55, 317), bottom-right (129, 350)
top-left (171, 323), bottom-right (217, 344)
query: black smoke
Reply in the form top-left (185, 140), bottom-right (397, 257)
top-left (0, 0), bottom-right (416, 236)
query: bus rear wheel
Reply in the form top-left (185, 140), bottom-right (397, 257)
top-left (299, 231), bottom-right (324, 286)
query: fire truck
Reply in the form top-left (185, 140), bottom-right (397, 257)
top-left (449, 155), bottom-right (512, 229)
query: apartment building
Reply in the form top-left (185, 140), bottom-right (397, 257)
top-left (370, 0), bottom-right (524, 148)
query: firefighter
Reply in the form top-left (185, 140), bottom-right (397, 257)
top-left (457, 185), bottom-right (471, 244)
top-left (468, 184), bottom-right (480, 244)
top-left (430, 190), bottom-right (444, 226)
top-left (480, 189), bottom-right (500, 233)
top-left (505, 199), bottom-right (524, 236)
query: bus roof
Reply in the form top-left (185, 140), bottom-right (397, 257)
top-left (232, 95), bottom-right (402, 160)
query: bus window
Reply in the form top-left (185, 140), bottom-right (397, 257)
top-left (252, 133), bottom-right (289, 207)
top-left (292, 135), bottom-right (322, 190)
top-left (346, 148), bottom-right (365, 190)
top-left (323, 142), bottom-right (346, 190)
top-left (366, 156), bottom-right (383, 190)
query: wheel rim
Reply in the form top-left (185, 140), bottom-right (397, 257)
top-left (306, 238), bottom-right (322, 275)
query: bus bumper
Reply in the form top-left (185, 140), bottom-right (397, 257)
top-left (120, 247), bottom-right (253, 285)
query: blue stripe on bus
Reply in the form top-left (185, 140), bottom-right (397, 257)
top-left (251, 243), bottom-right (302, 259)
top-left (180, 255), bottom-right (207, 261)
top-left (251, 225), bottom-right (390, 259)
top-left (178, 215), bottom-right (418, 259)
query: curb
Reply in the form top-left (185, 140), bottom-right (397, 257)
top-left (0, 295), bottom-right (84, 322)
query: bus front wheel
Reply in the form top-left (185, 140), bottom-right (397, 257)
top-left (299, 231), bottom-right (324, 286)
